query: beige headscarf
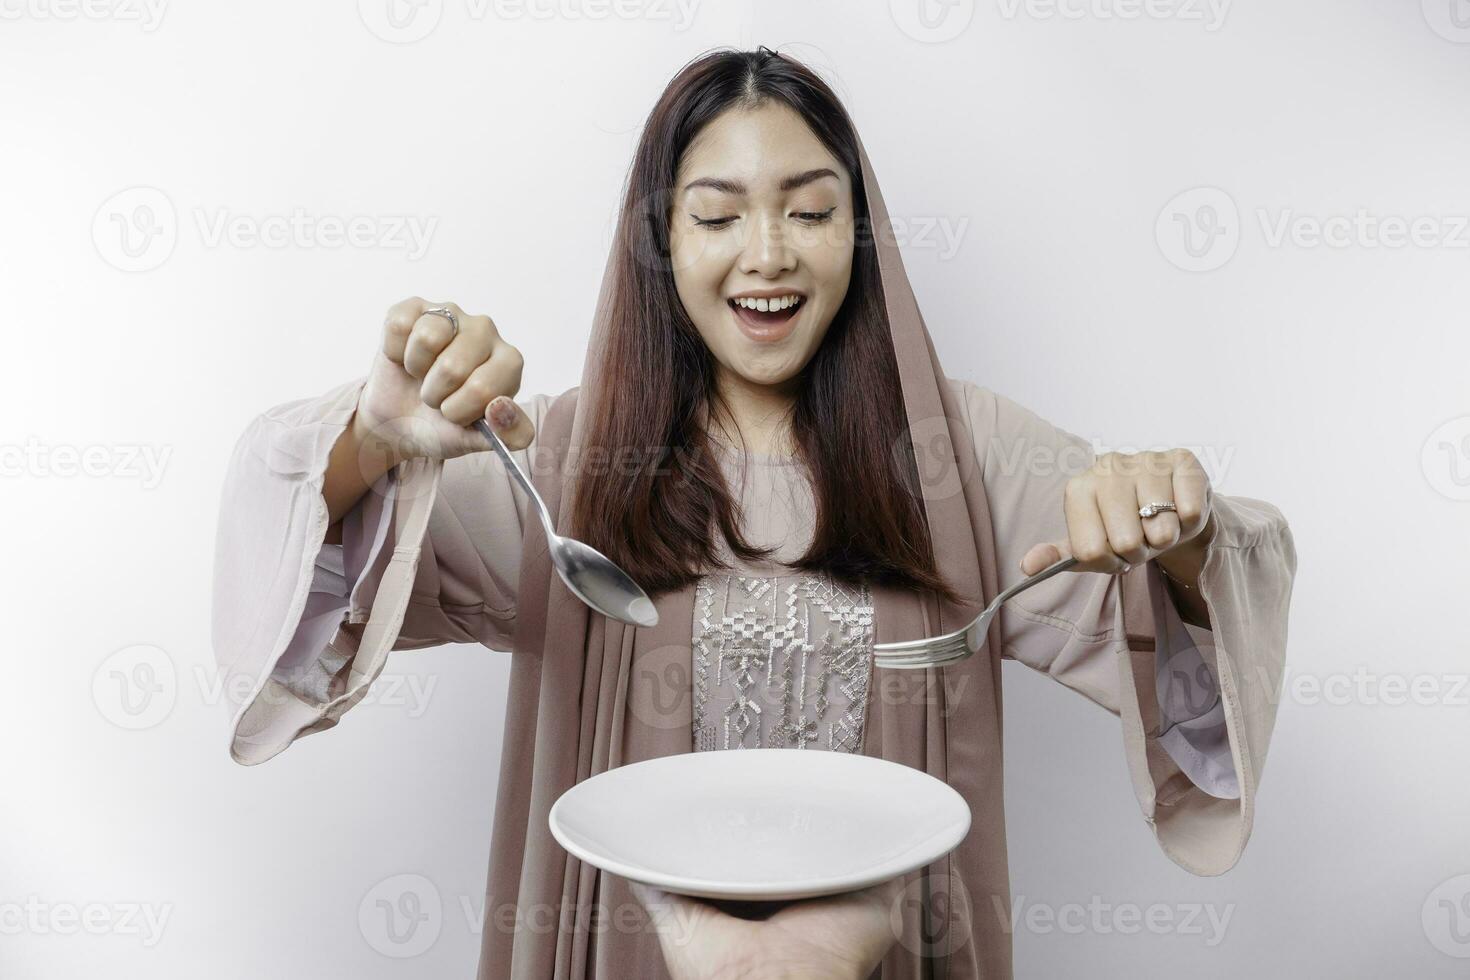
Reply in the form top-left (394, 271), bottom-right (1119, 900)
top-left (477, 97), bottom-right (1158, 980)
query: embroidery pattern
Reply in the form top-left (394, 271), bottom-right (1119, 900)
top-left (692, 573), bottom-right (875, 753)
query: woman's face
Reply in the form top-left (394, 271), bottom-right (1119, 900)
top-left (669, 102), bottom-right (856, 392)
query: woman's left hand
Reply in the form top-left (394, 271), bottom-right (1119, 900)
top-left (1020, 448), bottom-right (1215, 577)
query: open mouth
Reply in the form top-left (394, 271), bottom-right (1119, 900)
top-left (727, 295), bottom-right (804, 334)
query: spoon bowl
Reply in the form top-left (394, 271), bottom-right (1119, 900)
top-left (473, 417), bottom-right (658, 628)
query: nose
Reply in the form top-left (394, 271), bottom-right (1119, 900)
top-left (737, 211), bottom-right (796, 278)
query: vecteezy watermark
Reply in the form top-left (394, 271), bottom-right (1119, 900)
top-left (995, 0), bottom-right (1230, 31)
top-left (192, 208), bottom-right (436, 260)
top-left (1155, 187), bottom-right (1241, 273)
top-left (360, 874), bottom-right (443, 957)
top-left (0, 437), bottom-right (171, 488)
top-left (0, 898), bottom-right (174, 947)
top-left (1424, 875), bottom-right (1470, 958)
top-left (92, 186), bottom-right (438, 272)
top-left (1422, 0), bottom-right (1470, 43)
top-left (94, 646), bottom-right (439, 732)
top-left (1421, 416), bottom-right (1470, 501)
top-left (0, 0), bottom-right (167, 31)
top-left (93, 644), bottom-right (178, 731)
top-left (1257, 665), bottom-right (1470, 709)
top-left (1158, 186), bottom-right (1470, 272)
top-left (889, 0), bottom-right (977, 43)
top-left (92, 187), bottom-right (177, 272)
top-left (358, 0), bottom-right (444, 43)
top-left (358, 0), bottom-right (700, 43)
top-left (993, 895), bottom-right (1235, 946)
top-left (892, 868), bottom-right (973, 957)
top-left (1257, 209), bottom-right (1470, 251)
top-left (360, 879), bottom-right (682, 947)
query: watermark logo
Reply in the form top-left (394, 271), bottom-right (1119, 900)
top-left (360, 873), bottom-right (443, 957)
top-left (1422, 416), bottom-right (1470, 501)
top-left (628, 643), bottom-right (693, 733)
top-left (359, 0), bottom-right (443, 42)
top-left (1423, 874), bottom-right (1470, 957)
top-left (1422, 0), bottom-right (1470, 43)
top-left (1159, 187), bottom-right (1470, 272)
top-left (892, 868), bottom-right (973, 957)
top-left (893, 412), bottom-right (979, 505)
top-left (93, 186), bottom-right (176, 273)
top-left (890, 0), bottom-right (976, 43)
top-left (92, 188), bottom-right (438, 272)
top-left (92, 644), bottom-right (177, 730)
top-left (1156, 187), bottom-right (1240, 273)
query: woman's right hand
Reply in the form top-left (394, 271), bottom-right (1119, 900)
top-left (354, 296), bottom-right (537, 464)
top-left (629, 877), bottom-right (905, 980)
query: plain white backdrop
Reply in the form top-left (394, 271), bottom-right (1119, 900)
top-left (4, 1), bottom-right (1469, 976)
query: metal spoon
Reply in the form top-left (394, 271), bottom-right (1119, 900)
top-left (473, 417), bottom-right (659, 628)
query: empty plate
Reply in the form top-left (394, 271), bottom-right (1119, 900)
top-left (547, 748), bottom-right (971, 901)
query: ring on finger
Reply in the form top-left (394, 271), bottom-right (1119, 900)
top-left (1138, 500), bottom-right (1177, 520)
top-left (422, 306), bottom-right (460, 339)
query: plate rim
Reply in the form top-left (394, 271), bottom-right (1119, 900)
top-left (547, 748), bottom-right (972, 901)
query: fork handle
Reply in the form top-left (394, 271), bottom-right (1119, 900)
top-left (993, 556), bottom-right (1079, 608)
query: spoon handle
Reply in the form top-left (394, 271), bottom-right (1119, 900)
top-left (473, 418), bottom-right (556, 533)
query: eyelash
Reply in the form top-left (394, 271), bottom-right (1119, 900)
top-left (690, 206), bottom-right (836, 229)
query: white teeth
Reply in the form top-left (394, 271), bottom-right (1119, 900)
top-left (733, 295), bottom-right (801, 311)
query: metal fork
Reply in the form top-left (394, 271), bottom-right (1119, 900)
top-left (873, 557), bottom-right (1079, 670)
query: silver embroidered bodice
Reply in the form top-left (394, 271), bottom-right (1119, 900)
top-left (691, 444), bottom-right (876, 754)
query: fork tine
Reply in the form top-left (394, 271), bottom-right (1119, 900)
top-left (873, 632), bottom-right (965, 654)
top-left (874, 638), bottom-right (972, 669)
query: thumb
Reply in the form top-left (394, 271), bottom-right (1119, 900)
top-left (1020, 540), bottom-right (1071, 577)
top-left (483, 395), bottom-right (536, 451)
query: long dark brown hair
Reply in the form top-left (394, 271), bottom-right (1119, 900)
top-left (569, 47), bottom-right (961, 605)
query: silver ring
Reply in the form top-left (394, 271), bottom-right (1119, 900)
top-left (1138, 501), bottom-right (1177, 519)
top-left (422, 306), bottom-right (459, 339)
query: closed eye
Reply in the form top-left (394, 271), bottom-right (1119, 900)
top-left (690, 214), bottom-right (736, 228)
top-left (794, 207), bottom-right (837, 224)
top-left (689, 206), bottom-right (837, 229)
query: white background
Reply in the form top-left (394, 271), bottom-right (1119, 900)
top-left (4, 1), bottom-right (1469, 976)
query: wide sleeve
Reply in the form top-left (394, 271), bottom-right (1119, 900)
top-left (210, 376), bottom-right (556, 767)
top-left (952, 377), bottom-right (1297, 876)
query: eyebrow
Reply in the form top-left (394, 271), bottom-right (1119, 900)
top-left (683, 167), bottom-right (840, 195)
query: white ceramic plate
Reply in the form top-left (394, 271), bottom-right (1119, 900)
top-left (547, 748), bottom-right (971, 901)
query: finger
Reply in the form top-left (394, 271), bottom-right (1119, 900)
top-left (1097, 472), bottom-right (1151, 569)
top-left (381, 295), bottom-right (428, 364)
top-left (1170, 450), bottom-right (1213, 542)
top-left (402, 301), bottom-right (463, 379)
top-left (486, 394), bottom-right (536, 449)
top-left (1063, 477), bottom-right (1117, 573)
top-left (419, 313), bottom-right (497, 409)
top-left (1019, 540), bottom-right (1069, 577)
top-left (1136, 466), bottom-right (1182, 552)
top-left (437, 347), bottom-right (526, 430)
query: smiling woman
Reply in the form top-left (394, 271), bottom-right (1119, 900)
top-left (211, 46), bottom-right (1296, 980)
top-left (568, 89), bottom-right (959, 605)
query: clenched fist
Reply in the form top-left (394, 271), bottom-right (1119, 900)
top-left (354, 296), bottom-right (536, 463)
top-left (323, 296), bottom-right (537, 526)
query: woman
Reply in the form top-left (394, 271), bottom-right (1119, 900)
top-left (212, 48), bottom-right (1296, 979)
